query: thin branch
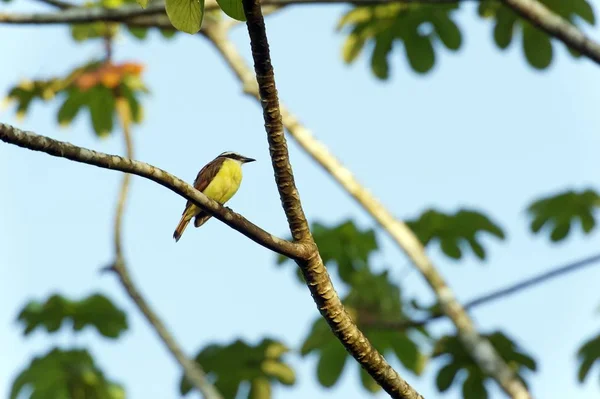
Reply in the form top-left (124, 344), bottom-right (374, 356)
top-left (203, 21), bottom-right (530, 399)
top-left (32, 0), bottom-right (73, 10)
top-left (369, 252), bottom-right (600, 331)
top-left (109, 257), bottom-right (223, 399)
top-left (240, 1), bottom-right (423, 398)
top-left (0, 122), bottom-right (309, 260)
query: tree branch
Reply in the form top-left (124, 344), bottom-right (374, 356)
top-left (203, 21), bottom-right (530, 399)
top-left (369, 252), bottom-right (600, 331)
top-left (500, 0), bottom-right (600, 65)
top-left (0, 122), bottom-right (308, 260)
top-left (240, 0), bottom-right (423, 398)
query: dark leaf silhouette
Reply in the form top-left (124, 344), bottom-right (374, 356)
top-left (180, 338), bottom-right (295, 398)
top-left (432, 331), bottom-right (536, 397)
top-left (406, 208), bottom-right (505, 261)
top-left (10, 347), bottom-right (125, 399)
top-left (17, 293), bottom-right (127, 339)
top-left (527, 189), bottom-right (600, 242)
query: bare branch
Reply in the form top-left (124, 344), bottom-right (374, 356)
top-left (203, 21), bottom-right (530, 399)
top-left (0, 122), bottom-right (309, 260)
top-left (368, 252), bottom-right (600, 331)
top-left (240, 1), bottom-right (424, 398)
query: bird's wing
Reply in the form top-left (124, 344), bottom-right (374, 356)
top-left (180, 157), bottom-right (225, 215)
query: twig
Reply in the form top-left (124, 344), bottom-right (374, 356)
top-left (240, 1), bottom-right (423, 398)
top-left (0, 123), bottom-right (309, 260)
top-left (369, 252), bottom-right (600, 331)
top-left (203, 21), bottom-right (530, 399)
top-left (32, 0), bottom-right (73, 10)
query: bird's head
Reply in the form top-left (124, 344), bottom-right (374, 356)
top-left (218, 151), bottom-right (256, 165)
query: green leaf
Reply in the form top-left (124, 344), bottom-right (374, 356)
top-left (17, 293), bottom-right (127, 339)
top-left (527, 189), bottom-right (600, 242)
top-left (87, 85), bottom-right (116, 137)
top-left (136, 0), bottom-right (149, 8)
top-left (463, 372), bottom-right (488, 399)
top-left (127, 26), bottom-right (149, 40)
top-left (432, 331), bottom-right (536, 395)
top-left (406, 208), bottom-right (505, 261)
top-left (10, 347), bottom-right (124, 399)
top-left (577, 333), bottom-right (600, 383)
top-left (316, 342), bottom-right (347, 387)
top-left (248, 377), bottom-right (271, 399)
top-left (436, 362), bottom-right (460, 392)
top-left (216, 0), bottom-right (246, 21)
top-left (165, 0), bottom-right (205, 34)
top-left (57, 88), bottom-right (89, 127)
top-left (430, 11), bottom-right (462, 50)
top-left (522, 22), bottom-right (553, 69)
top-left (181, 338), bottom-right (295, 398)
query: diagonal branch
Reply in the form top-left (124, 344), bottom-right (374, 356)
top-left (500, 0), bottom-right (600, 65)
top-left (203, 21), bottom-right (530, 399)
top-left (370, 252), bottom-right (600, 331)
top-left (241, 0), bottom-right (423, 398)
top-left (0, 122), bottom-right (308, 260)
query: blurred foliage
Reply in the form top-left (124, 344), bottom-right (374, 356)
top-left (277, 220), bottom-right (378, 283)
top-left (338, 4), bottom-right (462, 78)
top-left (406, 208), bottom-right (505, 261)
top-left (4, 60), bottom-right (147, 136)
top-left (432, 331), bottom-right (536, 398)
top-left (10, 348), bottom-right (125, 399)
top-left (577, 333), bottom-right (600, 384)
top-left (301, 269), bottom-right (426, 393)
top-left (17, 293), bottom-right (128, 339)
top-left (527, 189), bottom-right (600, 242)
top-left (181, 338), bottom-right (295, 398)
top-left (338, 0), bottom-right (595, 78)
top-left (478, 0), bottom-right (595, 69)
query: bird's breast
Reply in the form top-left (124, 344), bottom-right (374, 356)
top-left (203, 159), bottom-right (243, 204)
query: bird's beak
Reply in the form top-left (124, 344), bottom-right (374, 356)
top-left (243, 157), bottom-right (256, 163)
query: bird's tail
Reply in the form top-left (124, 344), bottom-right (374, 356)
top-left (173, 216), bottom-right (191, 242)
top-left (173, 205), bottom-right (196, 242)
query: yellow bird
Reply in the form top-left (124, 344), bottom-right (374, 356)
top-left (173, 151), bottom-right (255, 242)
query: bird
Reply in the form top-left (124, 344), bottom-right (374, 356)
top-left (173, 151), bottom-right (255, 242)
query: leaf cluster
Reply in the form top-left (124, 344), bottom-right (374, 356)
top-left (17, 293), bottom-right (128, 338)
top-left (527, 189), bottom-right (600, 242)
top-left (12, 294), bottom-right (128, 399)
top-left (4, 61), bottom-right (147, 137)
top-left (433, 332), bottom-right (536, 399)
top-left (180, 338), bottom-right (295, 399)
top-left (338, 4), bottom-right (462, 78)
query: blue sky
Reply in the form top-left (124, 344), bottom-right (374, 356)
top-left (1, 1), bottom-right (600, 398)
